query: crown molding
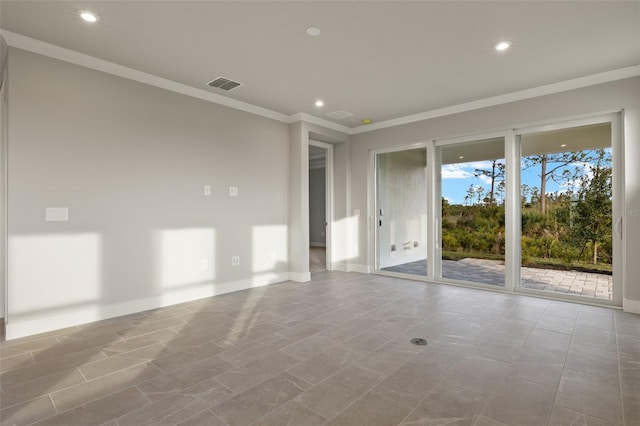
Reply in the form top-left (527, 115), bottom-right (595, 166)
top-left (287, 113), bottom-right (352, 134)
top-left (351, 64), bottom-right (640, 135)
top-left (1, 30), bottom-right (291, 123)
top-left (3, 29), bottom-right (638, 138)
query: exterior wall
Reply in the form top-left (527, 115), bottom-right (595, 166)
top-left (376, 149), bottom-right (428, 268)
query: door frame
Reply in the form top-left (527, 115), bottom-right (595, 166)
top-left (1, 76), bottom-right (7, 321)
top-left (309, 140), bottom-right (334, 271)
top-left (368, 112), bottom-right (623, 308)
top-left (369, 142), bottom-right (432, 280)
top-left (513, 113), bottom-right (623, 307)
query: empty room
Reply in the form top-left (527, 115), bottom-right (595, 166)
top-left (0, 1), bottom-right (639, 425)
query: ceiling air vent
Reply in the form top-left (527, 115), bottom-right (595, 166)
top-left (326, 110), bottom-right (353, 120)
top-left (207, 76), bottom-right (243, 91)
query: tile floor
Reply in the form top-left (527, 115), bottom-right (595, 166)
top-left (0, 271), bottom-right (638, 426)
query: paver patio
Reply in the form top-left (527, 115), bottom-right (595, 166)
top-left (382, 257), bottom-right (613, 300)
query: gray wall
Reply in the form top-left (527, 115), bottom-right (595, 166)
top-left (309, 167), bottom-right (326, 246)
top-left (6, 48), bottom-right (290, 336)
top-left (351, 76), bottom-right (640, 309)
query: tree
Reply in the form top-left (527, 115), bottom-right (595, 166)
top-left (474, 160), bottom-right (505, 204)
top-left (523, 151), bottom-right (593, 215)
top-left (572, 149), bottom-right (612, 264)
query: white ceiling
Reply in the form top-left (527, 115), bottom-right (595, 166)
top-left (1, 1), bottom-right (639, 129)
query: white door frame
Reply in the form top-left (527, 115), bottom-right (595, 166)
top-left (309, 140), bottom-right (334, 271)
top-left (369, 142), bottom-right (431, 279)
top-left (367, 112), bottom-right (622, 308)
top-left (1, 76), bottom-right (7, 321)
top-left (514, 112), bottom-right (623, 307)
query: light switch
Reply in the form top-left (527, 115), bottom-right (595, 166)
top-left (229, 186), bottom-right (238, 197)
top-left (204, 185), bottom-right (211, 196)
top-left (46, 207), bottom-right (69, 222)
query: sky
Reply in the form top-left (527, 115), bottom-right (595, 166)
top-left (441, 150), bottom-right (609, 205)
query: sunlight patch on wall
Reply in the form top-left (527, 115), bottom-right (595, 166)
top-left (332, 216), bottom-right (359, 263)
top-left (252, 225), bottom-right (287, 275)
top-left (155, 228), bottom-right (216, 290)
top-left (9, 233), bottom-right (102, 321)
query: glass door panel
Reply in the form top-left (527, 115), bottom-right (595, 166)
top-left (439, 138), bottom-right (506, 287)
top-left (520, 123), bottom-right (614, 301)
top-left (376, 148), bottom-right (428, 277)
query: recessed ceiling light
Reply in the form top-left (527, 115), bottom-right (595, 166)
top-left (306, 27), bottom-right (321, 36)
top-left (362, 119), bottom-right (372, 125)
top-left (79, 10), bottom-right (99, 23)
top-left (315, 100), bottom-right (324, 108)
top-left (459, 156), bottom-right (464, 159)
top-left (494, 41), bottom-right (511, 51)
top-left (561, 144), bottom-right (567, 147)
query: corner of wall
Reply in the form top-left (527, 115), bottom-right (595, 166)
top-left (623, 298), bottom-right (640, 315)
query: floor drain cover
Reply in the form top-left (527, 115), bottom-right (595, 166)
top-left (410, 338), bottom-right (428, 346)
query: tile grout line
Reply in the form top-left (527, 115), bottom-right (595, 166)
top-left (614, 313), bottom-right (626, 426)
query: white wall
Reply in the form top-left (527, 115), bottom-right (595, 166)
top-left (0, 35), bottom-right (7, 320)
top-left (351, 76), bottom-right (640, 311)
top-left (309, 167), bottom-right (326, 246)
top-left (6, 47), bottom-right (291, 338)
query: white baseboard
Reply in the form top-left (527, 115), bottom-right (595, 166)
top-left (5, 273), bottom-right (288, 340)
top-left (623, 298), bottom-right (640, 314)
top-left (310, 242), bottom-right (326, 247)
top-left (331, 263), bottom-right (370, 273)
top-left (288, 272), bottom-right (311, 283)
top-left (333, 262), bottom-right (348, 272)
top-left (349, 264), bottom-right (371, 274)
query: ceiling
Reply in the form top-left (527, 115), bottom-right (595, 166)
top-left (1, 1), bottom-right (639, 129)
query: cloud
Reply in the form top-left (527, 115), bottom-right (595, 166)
top-left (442, 164), bottom-right (473, 179)
top-left (476, 174), bottom-right (492, 185)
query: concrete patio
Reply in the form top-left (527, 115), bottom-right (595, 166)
top-left (382, 258), bottom-right (613, 301)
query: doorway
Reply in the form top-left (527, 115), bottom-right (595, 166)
top-left (375, 147), bottom-right (428, 277)
top-left (309, 140), bottom-right (333, 272)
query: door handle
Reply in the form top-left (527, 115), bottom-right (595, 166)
top-left (615, 216), bottom-right (623, 239)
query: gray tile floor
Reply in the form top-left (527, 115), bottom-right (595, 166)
top-left (382, 258), bottom-right (613, 300)
top-left (0, 271), bottom-right (638, 425)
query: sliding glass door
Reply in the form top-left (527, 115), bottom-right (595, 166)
top-left (375, 148), bottom-right (428, 277)
top-left (518, 121), bottom-right (620, 303)
top-left (438, 137), bottom-right (506, 287)
top-left (371, 115), bottom-right (621, 307)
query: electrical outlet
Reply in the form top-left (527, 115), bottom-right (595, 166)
top-left (204, 185), bottom-right (211, 196)
top-left (391, 244), bottom-right (396, 251)
top-left (201, 259), bottom-right (209, 270)
top-left (45, 207), bottom-right (69, 222)
top-left (231, 256), bottom-right (240, 266)
top-left (229, 186), bottom-right (238, 197)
